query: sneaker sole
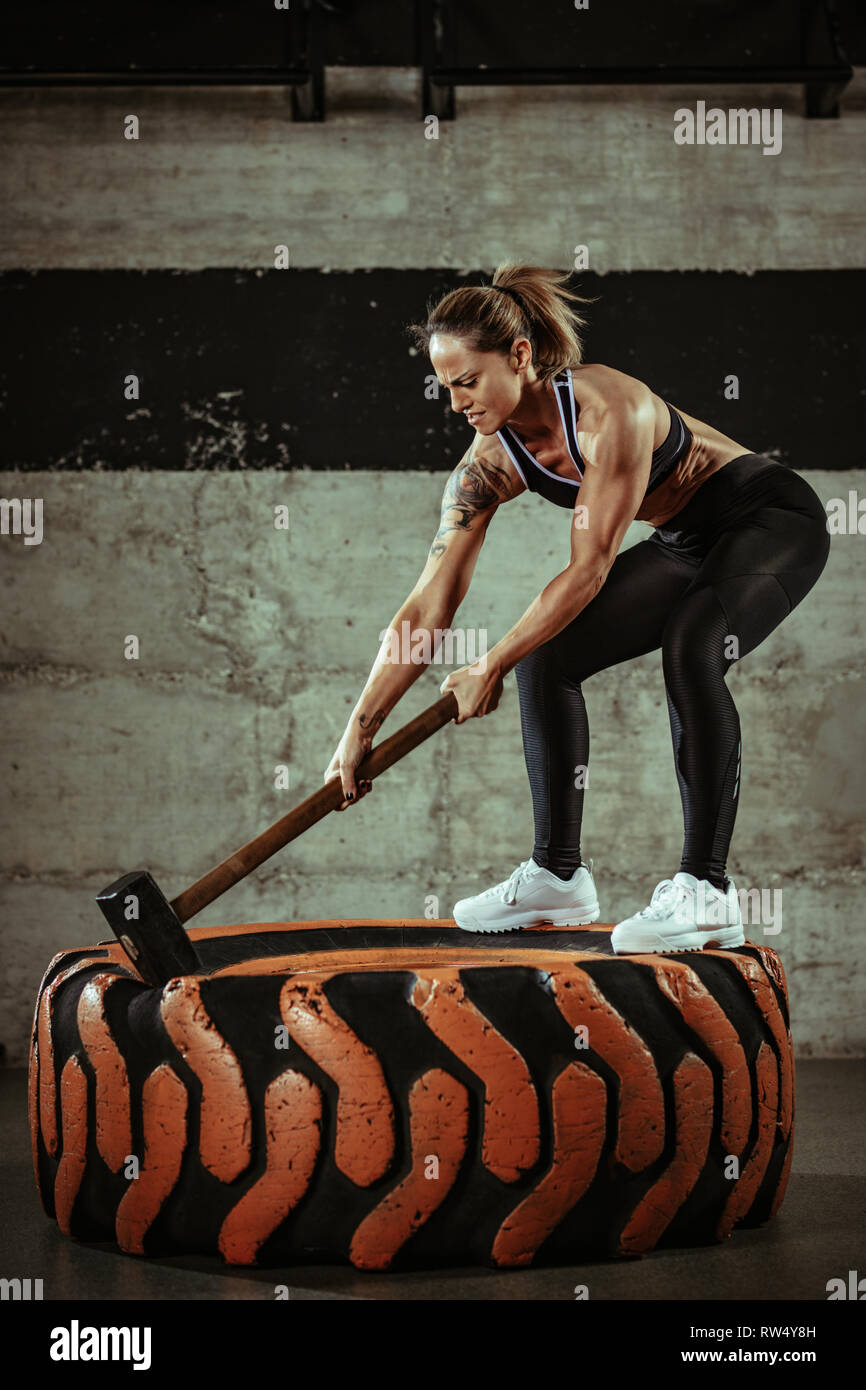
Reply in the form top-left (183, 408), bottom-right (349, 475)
top-left (454, 905), bottom-right (601, 934)
top-left (611, 925), bottom-right (746, 954)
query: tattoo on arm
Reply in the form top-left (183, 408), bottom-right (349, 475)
top-left (427, 448), bottom-right (511, 560)
top-left (444, 452), bottom-right (510, 525)
top-left (358, 708), bottom-right (386, 733)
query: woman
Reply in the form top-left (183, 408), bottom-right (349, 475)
top-left (323, 264), bottom-right (830, 954)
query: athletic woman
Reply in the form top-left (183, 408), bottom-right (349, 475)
top-left (323, 264), bottom-right (830, 953)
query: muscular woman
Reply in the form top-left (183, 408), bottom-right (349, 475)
top-left (323, 264), bottom-right (830, 953)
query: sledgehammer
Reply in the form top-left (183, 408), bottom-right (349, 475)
top-left (96, 690), bottom-right (459, 987)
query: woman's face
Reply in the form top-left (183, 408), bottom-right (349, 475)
top-left (428, 333), bottom-right (531, 434)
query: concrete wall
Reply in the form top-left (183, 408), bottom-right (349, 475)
top-left (1, 67), bottom-right (865, 1062)
top-left (2, 70), bottom-right (866, 271)
top-left (1, 467), bottom-right (864, 1062)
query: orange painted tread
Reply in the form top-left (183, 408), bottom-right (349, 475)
top-left (28, 920), bottom-right (794, 1269)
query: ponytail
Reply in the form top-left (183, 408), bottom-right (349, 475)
top-left (406, 262), bottom-right (599, 383)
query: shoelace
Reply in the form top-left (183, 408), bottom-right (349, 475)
top-left (475, 859), bottom-right (535, 905)
top-left (637, 878), bottom-right (688, 920)
top-left (502, 859), bottom-right (535, 905)
top-left (477, 859), bottom-right (590, 906)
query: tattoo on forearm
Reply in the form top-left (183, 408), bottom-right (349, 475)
top-left (358, 708), bottom-right (386, 733)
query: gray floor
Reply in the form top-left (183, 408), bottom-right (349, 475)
top-left (2, 1062), bottom-right (863, 1301)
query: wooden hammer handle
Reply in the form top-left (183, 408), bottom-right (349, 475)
top-left (170, 690), bottom-right (459, 924)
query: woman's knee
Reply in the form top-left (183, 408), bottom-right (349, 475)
top-left (661, 586), bottom-right (731, 684)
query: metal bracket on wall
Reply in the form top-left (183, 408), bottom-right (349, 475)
top-left (416, 0), bottom-right (853, 121)
top-left (0, 0), bottom-right (326, 122)
top-left (802, 0), bottom-right (852, 116)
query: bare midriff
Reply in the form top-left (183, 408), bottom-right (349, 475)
top-left (634, 403), bottom-right (754, 527)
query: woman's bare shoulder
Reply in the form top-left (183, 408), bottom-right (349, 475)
top-left (571, 363), bottom-right (653, 413)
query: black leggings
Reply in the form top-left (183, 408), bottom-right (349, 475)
top-left (515, 454), bottom-right (831, 890)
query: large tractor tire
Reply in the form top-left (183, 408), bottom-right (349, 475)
top-left (29, 921), bottom-right (794, 1270)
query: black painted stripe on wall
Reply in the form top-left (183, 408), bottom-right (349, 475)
top-left (1, 269), bottom-right (864, 471)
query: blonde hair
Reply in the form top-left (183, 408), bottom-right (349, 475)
top-left (406, 262), bottom-right (599, 384)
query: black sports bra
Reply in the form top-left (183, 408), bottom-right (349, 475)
top-left (496, 368), bottom-right (693, 510)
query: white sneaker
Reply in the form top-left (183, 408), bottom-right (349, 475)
top-left (453, 858), bottom-right (600, 934)
top-left (611, 872), bottom-right (745, 954)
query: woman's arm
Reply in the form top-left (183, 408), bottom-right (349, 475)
top-left (322, 439), bottom-right (517, 806)
top-left (346, 441), bottom-right (515, 732)
top-left (485, 391), bottom-right (656, 678)
top-left (325, 438), bottom-right (519, 803)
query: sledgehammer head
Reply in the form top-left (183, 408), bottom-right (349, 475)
top-left (96, 870), bottom-right (202, 986)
